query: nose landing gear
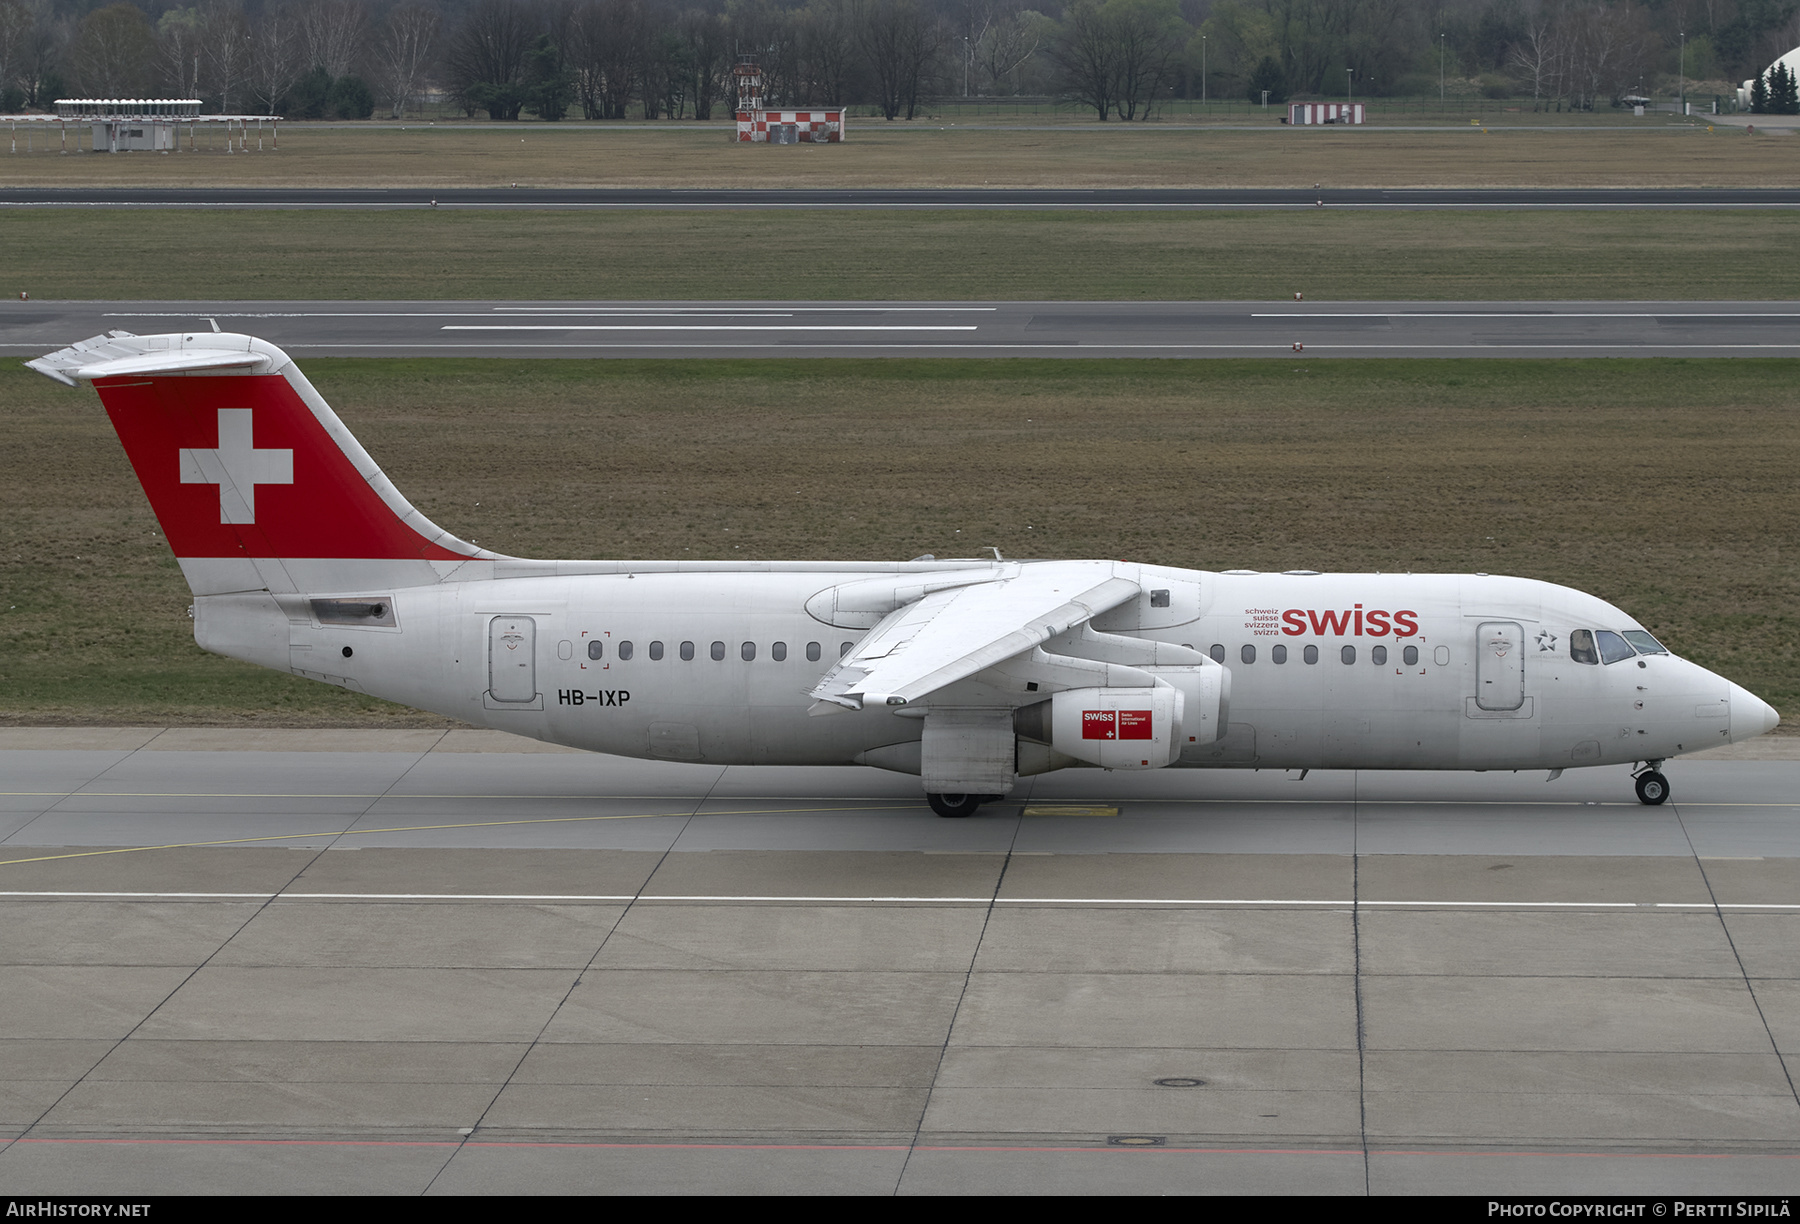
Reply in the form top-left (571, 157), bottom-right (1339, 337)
top-left (1633, 762), bottom-right (1670, 805)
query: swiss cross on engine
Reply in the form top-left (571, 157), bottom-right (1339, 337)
top-left (179, 408), bottom-right (294, 524)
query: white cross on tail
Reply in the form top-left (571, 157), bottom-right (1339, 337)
top-left (179, 408), bottom-right (294, 524)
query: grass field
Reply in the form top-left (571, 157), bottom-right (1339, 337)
top-left (3, 357), bottom-right (1797, 728)
top-left (2, 122), bottom-right (1791, 189)
top-left (8, 207), bottom-right (1798, 301)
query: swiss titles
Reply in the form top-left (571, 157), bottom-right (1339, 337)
top-left (1273, 605), bottom-right (1420, 638)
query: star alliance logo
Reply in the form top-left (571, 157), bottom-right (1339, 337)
top-left (1535, 630), bottom-right (1558, 653)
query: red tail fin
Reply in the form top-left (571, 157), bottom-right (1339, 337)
top-left (30, 332), bottom-right (488, 595)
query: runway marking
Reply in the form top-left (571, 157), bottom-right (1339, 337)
top-left (1, 890), bottom-right (1773, 908)
top-left (439, 325), bottom-right (983, 333)
top-left (16, 341), bottom-right (1800, 355)
top-left (97, 307), bottom-right (998, 317)
top-left (1255, 312), bottom-right (1800, 319)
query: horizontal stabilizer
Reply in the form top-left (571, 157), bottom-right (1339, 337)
top-left (26, 331), bottom-right (282, 386)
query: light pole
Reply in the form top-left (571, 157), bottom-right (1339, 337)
top-left (1679, 31), bottom-right (1686, 114)
top-left (963, 35), bottom-right (970, 98)
top-left (1347, 68), bottom-right (1353, 107)
top-left (1201, 35), bottom-right (1207, 109)
top-left (1439, 34), bottom-right (1445, 104)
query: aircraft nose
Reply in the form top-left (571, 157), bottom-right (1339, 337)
top-left (1729, 683), bottom-right (1780, 742)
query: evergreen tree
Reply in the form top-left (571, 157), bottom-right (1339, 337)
top-left (1751, 70), bottom-right (1768, 113)
top-left (1247, 56), bottom-right (1287, 106)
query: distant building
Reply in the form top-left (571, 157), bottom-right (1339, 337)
top-left (1738, 47), bottom-right (1800, 111)
top-left (2, 99), bottom-right (280, 153)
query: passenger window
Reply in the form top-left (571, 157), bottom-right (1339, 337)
top-left (741, 642), bottom-right (756, 661)
top-left (1622, 630), bottom-right (1669, 656)
top-left (1240, 644), bottom-right (1255, 664)
top-left (772, 641), bottom-right (787, 661)
top-left (806, 641), bottom-right (822, 662)
top-left (1403, 645), bottom-right (1418, 666)
top-left (680, 641), bottom-right (695, 661)
top-left (1150, 589), bottom-right (1170, 608)
top-left (1210, 644), bottom-right (1225, 663)
top-left (840, 642), bottom-right (853, 657)
top-left (586, 640), bottom-right (603, 661)
top-left (1304, 645), bottom-right (1319, 664)
top-left (1596, 630), bottom-right (1636, 665)
top-left (1371, 645), bottom-right (1387, 665)
top-left (1341, 645), bottom-right (1356, 664)
top-left (617, 641), bottom-right (633, 661)
top-left (711, 641), bottom-right (726, 661)
top-left (649, 641), bottom-right (664, 661)
top-left (1569, 629), bottom-right (1598, 665)
top-left (1272, 644), bottom-right (1287, 664)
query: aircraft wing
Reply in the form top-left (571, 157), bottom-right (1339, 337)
top-left (808, 562), bottom-right (1142, 711)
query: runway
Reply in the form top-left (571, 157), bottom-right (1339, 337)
top-left (3, 728), bottom-right (1800, 1195)
top-left (8, 299), bottom-right (1800, 359)
top-left (5, 186), bottom-right (1800, 210)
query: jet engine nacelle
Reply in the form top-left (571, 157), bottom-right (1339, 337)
top-left (1144, 663), bottom-right (1229, 747)
top-left (1050, 685), bottom-right (1183, 770)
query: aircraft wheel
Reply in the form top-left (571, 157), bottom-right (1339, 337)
top-left (928, 793), bottom-right (983, 819)
top-left (1635, 770), bottom-right (1670, 806)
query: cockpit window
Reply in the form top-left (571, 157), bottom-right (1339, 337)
top-left (1595, 630), bottom-right (1636, 664)
top-left (1569, 629), bottom-right (1598, 665)
top-left (1622, 630), bottom-right (1668, 656)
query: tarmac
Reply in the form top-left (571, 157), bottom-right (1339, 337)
top-left (3, 728), bottom-right (1800, 1195)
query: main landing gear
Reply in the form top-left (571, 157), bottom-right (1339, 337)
top-left (927, 793), bottom-right (1004, 818)
top-left (1634, 761), bottom-right (1670, 806)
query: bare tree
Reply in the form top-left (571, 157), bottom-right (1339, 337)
top-left (247, 3), bottom-right (303, 114)
top-left (156, 7), bottom-right (206, 98)
top-left (569, 0), bottom-right (648, 120)
top-left (69, 2), bottom-right (156, 97)
top-left (1050, 0), bottom-right (1119, 119)
top-left (860, 0), bottom-right (943, 120)
top-left (1508, 10), bottom-right (1559, 107)
top-left (446, 0), bottom-right (537, 120)
top-left (0, 0), bottom-right (32, 100)
top-left (974, 4), bottom-right (1045, 95)
top-left (374, 2), bottom-right (438, 118)
top-left (202, 0), bottom-right (251, 112)
top-left (14, 0), bottom-right (62, 107)
top-left (795, 0), bottom-right (860, 104)
top-left (673, 7), bottom-right (729, 119)
top-left (300, 0), bottom-right (367, 78)
top-left (1108, 0), bottom-right (1189, 120)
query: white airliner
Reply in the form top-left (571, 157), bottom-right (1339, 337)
top-left (31, 331), bottom-right (1779, 814)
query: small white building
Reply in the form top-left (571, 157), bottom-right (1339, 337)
top-left (3, 98), bottom-right (280, 153)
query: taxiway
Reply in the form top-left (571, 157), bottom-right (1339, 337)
top-left (3, 730), bottom-right (1799, 1194)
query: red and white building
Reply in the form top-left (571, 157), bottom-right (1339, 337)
top-left (735, 109), bottom-right (846, 143)
top-left (1287, 103), bottom-right (1366, 125)
top-left (730, 58), bottom-right (844, 143)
